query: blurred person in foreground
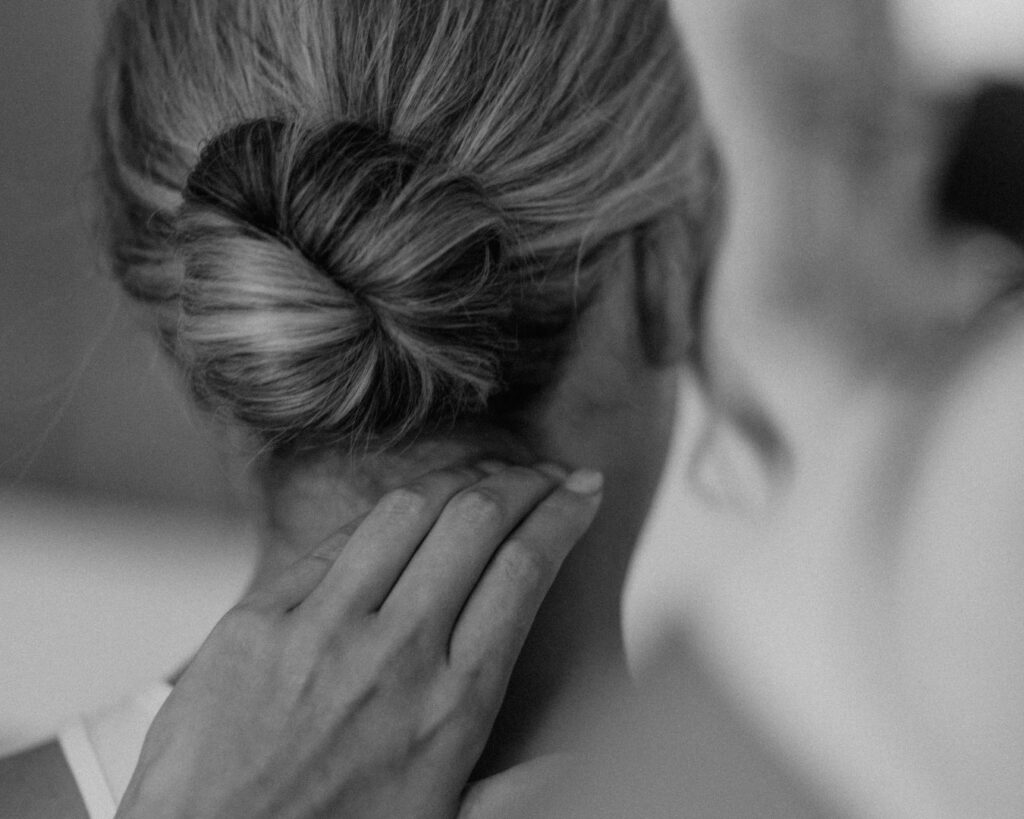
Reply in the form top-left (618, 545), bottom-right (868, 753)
top-left (524, 0), bottom-right (1024, 816)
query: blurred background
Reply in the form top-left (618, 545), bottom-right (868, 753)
top-left (1, 2), bottom-right (256, 754)
top-left (1, 0), bottom-right (1021, 759)
top-left (0, 3), bottom-right (244, 510)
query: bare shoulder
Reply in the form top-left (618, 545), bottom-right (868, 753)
top-left (0, 741), bottom-right (89, 819)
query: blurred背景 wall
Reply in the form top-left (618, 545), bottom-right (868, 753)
top-left (0, 1), bottom-right (243, 511)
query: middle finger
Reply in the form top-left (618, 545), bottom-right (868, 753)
top-left (302, 465), bottom-right (485, 618)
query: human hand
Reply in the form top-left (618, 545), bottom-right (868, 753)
top-left (115, 462), bottom-right (603, 819)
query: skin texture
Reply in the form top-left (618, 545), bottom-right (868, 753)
top-left (116, 463), bottom-right (603, 819)
top-left (251, 233), bottom-right (685, 782)
top-left (0, 173), bottom-right (688, 819)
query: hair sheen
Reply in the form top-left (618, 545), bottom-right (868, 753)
top-left (95, 0), bottom-right (718, 452)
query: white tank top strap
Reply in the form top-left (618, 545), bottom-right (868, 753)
top-left (58, 683), bottom-right (173, 819)
top-left (59, 718), bottom-right (117, 819)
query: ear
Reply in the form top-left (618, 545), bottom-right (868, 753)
top-left (633, 214), bottom-right (703, 366)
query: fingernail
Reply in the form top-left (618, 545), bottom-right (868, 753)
top-left (564, 469), bottom-right (603, 495)
top-left (535, 462), bottom-right (569, 481)
top-left (476, 459), bottom-right (508, 475)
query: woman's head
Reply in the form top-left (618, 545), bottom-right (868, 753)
top-left (95, 0), bottom-right (720, 457)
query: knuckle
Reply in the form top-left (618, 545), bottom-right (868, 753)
top-left (309, 538), bottom-right (345, 565)
top-left (377, 610), bottom-right (439, 663)
top-left (418, 695), bottom-right (456, 742)
top-left (450, 487), bottom-right (506, 527)
top-left (536, 489), bottom-right (588, 529)
top-left (505, 464), bottom-right (550, 483)
top-left (448, 667), bottom-right (497, 725)
top-left (539, 486), bottom-right (577, 514)
top-left (215, 604), bottom-right (274, 644)
top-left (499, 541), bottom-right (549, 587)
top-left (380, 485), bottom-right (429, 518)
top-left (421, 678), bottom-right (486, 745)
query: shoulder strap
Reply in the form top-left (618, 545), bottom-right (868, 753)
top-left (58, 721), bottom-right (116, 819)
top-left (58, 684), bottom-right (172, 818)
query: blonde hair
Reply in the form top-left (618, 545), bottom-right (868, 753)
top-left (95, 0), bottom-right (720, 452)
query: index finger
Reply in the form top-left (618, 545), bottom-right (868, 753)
top-left (301, 465), bottom-right (487, 618)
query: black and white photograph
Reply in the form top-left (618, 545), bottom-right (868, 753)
top-left (1, 1), bottom-right (1023, 816)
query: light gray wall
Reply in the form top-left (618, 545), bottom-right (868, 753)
top-left (0, 1), bottom-right (240, 510)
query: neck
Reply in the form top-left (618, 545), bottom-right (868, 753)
top-left (472, 387), bottom-right (676, 775)
top-left (249, 376), bottom-right (677, 779)
top-left (471, 456), bottom-right (653, 777)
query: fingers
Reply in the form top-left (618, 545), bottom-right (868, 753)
top-left (241, 514), bottom-right (367, 612)
top-left (378, 465), bottom-right (567, 633)
top-left (251, 459), bottom-right (602, 667)
top-left (449, 470), bottom-right (602, 670)
top-left (302, 466), bottom-right (485, 617)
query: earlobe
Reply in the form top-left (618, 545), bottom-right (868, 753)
top-left (633, 215), bottom-right (699, 366)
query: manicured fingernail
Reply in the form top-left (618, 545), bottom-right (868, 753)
top-left (477, 460), bottom-right (508, 474)
top-left (535, 462), bottom-right (569, 481)
top-left (564, 469), bottom-right (603, 495)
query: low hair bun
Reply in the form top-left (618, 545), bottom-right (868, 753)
top-left (174, 118), bottom-right (513, 449)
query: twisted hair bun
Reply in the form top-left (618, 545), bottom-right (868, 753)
top-left (176, 119), bottom-right (512, 449)
top-left (99, 0), bottom-right (717, 455)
